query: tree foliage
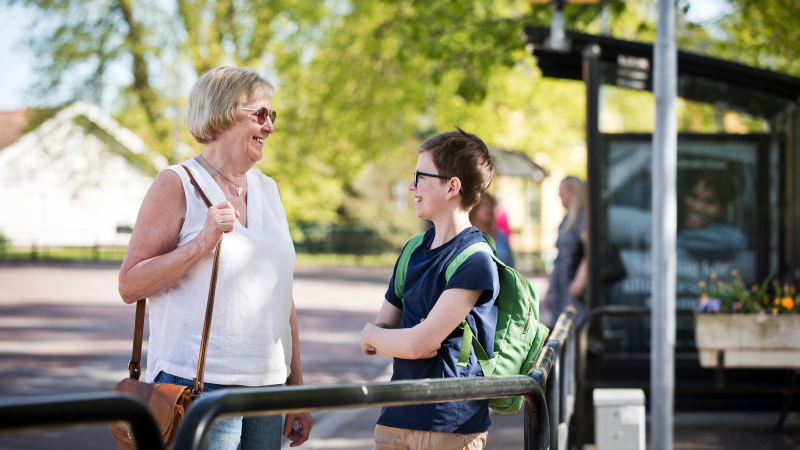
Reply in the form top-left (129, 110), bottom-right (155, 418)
top-left (710, 0), bottom-right (800, 77)
top-left (10, 0), bottom-right (780, 235)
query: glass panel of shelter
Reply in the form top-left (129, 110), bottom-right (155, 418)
top-left (595, 57), bottom-right (795, 354)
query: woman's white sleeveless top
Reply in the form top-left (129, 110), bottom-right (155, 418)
top-left (145, 158), bottom-right (295, 386)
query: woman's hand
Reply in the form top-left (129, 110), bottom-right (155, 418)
top-left (196, 201), bottom-right (240, 252)
top-left (283, 412), bottom-right (314, 447)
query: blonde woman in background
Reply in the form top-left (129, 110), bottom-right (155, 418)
top-left (544, 176), bottom-right (587, 326)
top-left (119, 66), bottom-right (312, 449)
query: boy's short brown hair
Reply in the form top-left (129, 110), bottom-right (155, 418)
top-left (415, 127), bottom-right (494, 211)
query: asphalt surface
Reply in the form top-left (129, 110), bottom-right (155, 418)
top-left (1, 264), bottom-right (799, 450)
top-left (0, 264), bottom-right (546, 449)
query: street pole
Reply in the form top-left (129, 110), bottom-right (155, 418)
top-left (550, 0), bottom-right (565, 51)
top-left (651, 0), bottom-right (677, 449)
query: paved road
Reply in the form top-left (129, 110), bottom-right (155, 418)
top-left (2, 264), bottom-right (799, 450)
top-left (0, 264), bottom-right (546, 449)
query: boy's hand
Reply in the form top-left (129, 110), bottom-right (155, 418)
top-left (361, 323), bottom-right (378, 355)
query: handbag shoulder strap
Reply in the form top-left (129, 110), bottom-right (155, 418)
top-left (128, 162), bottom-right (222, 397)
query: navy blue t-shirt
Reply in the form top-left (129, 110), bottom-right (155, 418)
top-left (377, 226), bottom-right (499, 433)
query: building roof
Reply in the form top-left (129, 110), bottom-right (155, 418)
top-left (489, 149), bottom-right (548, 181)
top-left (0, 109), bottom-right (30, 151)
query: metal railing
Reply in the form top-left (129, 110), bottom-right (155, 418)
top-left (0, 308), bottom-right (579, 450)
top-left (0, 392), bottom-right (164, 450)
top-left (573, 305), bottom-right (800, 448)
top-left (172, 306), bottom-right (579, 450)
top-left (574, 305), bottom-right (694, 450)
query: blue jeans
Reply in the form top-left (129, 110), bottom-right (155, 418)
top-left (154, 371), bottom-right (282, 450)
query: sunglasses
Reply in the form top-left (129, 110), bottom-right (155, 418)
top-left (243, 107), bottom-right (277, 125)
top-left (413, 171), bottom-right (463, 195)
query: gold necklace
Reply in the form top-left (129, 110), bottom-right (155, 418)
top-left (199, 154), bottom-right (244, 196)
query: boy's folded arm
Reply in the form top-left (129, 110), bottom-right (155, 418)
top-left (374, 299), bottom-right (402, 328)
top-left (362, 288), bottom-right (483, 360)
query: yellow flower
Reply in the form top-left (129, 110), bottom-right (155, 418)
top-left (698, 294), bottom-right (708, 302)
top-left (710, 273), bottom-right (717, 281)
top-left (785, 284), bottom-right (791, 293)
top-left (699, 281), bottom-right (706, 288)
top-left (773, 308), bottom-right (779, 315)
top-left (731, 269), bottom-right (739, 277)
top-left (782, 297), bottom-right (794, 310)
top-left (752, 285), bottom-right (758, 293)
top-left (774, 298), bottom-right (780, 306)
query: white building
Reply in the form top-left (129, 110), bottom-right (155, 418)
top-left (0, 102), bottom-right (164, 247)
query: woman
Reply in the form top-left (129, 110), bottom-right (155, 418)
top-left (545, 176), bottom-right (586, 325)
top-left (469, 193), bottom-right (515, 267)
top-left (118, 66), bottom-right (312, 449)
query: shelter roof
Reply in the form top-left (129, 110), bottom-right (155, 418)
top-left (489, 148), bottom-right (547, 181)
top-left (523, 27), bottom-right (800, 117)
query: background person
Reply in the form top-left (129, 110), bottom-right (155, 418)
top-left (469, 192), bottom-right (515, 267)
top-left (676, 169), bottom-right (747, 257)
top-left (544, 176), bottom-right (586, 326)
top-left (118, 66), bottom-right (312, 449)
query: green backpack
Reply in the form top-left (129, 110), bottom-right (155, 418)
top-left (393, 232), bottom-right (550, 414)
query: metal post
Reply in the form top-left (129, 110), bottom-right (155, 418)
top-left (581, 44), bottom-right (601, 450)
top-left (524, 372), bottom-right (551, 450)
top-left (546, 354), bottom-right (560, 450)
top-left (651, 0), bottom-right (677, 449)
top-left (550, 0), bottom-right (565, 51)
top-left (559, 340), bottom-right (568, 425)
top-left (583, 41), bottom-right (601, 321)
top-left (0, 393), bottom-right (164, 450)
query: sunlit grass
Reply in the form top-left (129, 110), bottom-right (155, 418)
top-left (295, 252), bottom-right (399, 267)
top-left (0, 246), bottom-right (400, 267)
top-left (1, 246), bottom-right (128, 261)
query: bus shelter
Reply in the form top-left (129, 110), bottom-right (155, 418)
top-left (524, 27), bottom-right (800, 414)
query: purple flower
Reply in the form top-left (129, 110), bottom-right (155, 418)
top-left (698, 298), bottom-right (721, 313)
top-left (732, 301), bottom-right (743, 313)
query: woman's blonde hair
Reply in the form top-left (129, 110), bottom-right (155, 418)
top-left (185, 66), bottom-right (275, 144)
top-left (562, 176), bottom-right (586, 231)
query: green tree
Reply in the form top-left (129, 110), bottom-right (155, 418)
top-left (709, 0), bottom-right (800, 77)
top-left (8, 0), bottom-right (717, 235)
top-left (9, 0), bottom-right (328, 162)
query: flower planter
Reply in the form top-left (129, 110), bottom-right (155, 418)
top-left (694, 314), bottom-right (800, 368)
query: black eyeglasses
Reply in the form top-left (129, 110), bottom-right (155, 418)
top-left (413, 171), bottom-right (463, 195)
top-left (243, 107), bottom-right (277, 125)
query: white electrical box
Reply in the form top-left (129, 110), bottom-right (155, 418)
top-left (593, 389), bottom-right (645, 450)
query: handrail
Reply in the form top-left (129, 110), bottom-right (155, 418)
top-left (173, 377), bottom-right (545, 450)
top-left (0, 307), bottom-right (579, 450)
top-left (172, 305), bottom-right (580, 450)
top-left (0, 392), bottom-right (164, 450)
top-left (574, 305), bottom-right (697, 450)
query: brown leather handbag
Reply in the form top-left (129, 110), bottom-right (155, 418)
top-left (110, 164), bottom-right (222, 449)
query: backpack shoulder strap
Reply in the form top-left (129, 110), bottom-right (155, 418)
top-left (445, 233), bottom-right (501, 368)
top-left (393, 233), bottom-right (426, 307)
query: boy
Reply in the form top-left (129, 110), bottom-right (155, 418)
top-left (360, 128), bottom-right (498, 450)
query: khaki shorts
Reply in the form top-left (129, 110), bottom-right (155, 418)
top-left (374, 424), bottom-right (487, 450)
